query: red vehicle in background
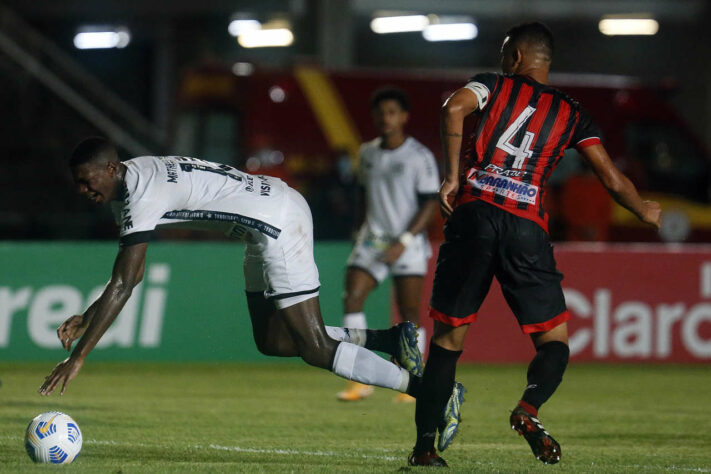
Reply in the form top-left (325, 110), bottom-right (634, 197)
top-left (173, 63), bottom-right (711, 242)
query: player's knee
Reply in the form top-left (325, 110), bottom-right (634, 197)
top-left (543, 340), bottom-right (570, 365)
top-left (254, 339), bottom-right (280, 357)
top-left (432, 322), bottom-right (467, 351)
top-left (254, 335), bottom-right (295, 357)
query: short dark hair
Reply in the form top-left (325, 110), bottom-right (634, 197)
top-left (370, 87), bottom-right (410, 111)
top-left (505, 22), bottom-right (554, 60)
top-left (70, 137), bottom-right (117, 168)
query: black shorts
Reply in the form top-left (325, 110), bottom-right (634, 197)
top-left (429, 200), bottom-right (569, 334)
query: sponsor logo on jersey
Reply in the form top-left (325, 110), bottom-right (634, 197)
top-left (121, 208), bottom-right (133, 231)
top-left (467, 169), bottom-right (538, 205)
top-left (119, 183), bottom-right (134, 231)
top-left (484, 163), bottom-right (528, 178)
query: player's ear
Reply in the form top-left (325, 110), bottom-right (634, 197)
top-left (106, 160), bottom-right (119, 177)
top-left (512, 47), bottom-right (523, 70)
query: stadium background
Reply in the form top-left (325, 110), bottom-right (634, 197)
top-left (0, 1), bottom-right (710, 471)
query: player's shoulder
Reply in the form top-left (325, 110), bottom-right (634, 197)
top-left (468, 71), bottom-right (501, 84)
top-left (532, 82), bottom-right (584, 111)
top-left (466, 72), bottom-right (501, 93)
top-left (123, 155), bottom-right (164, 175)
top-left (539, 86), bottom-right (599, 135)
top-left (360, 137), bottom-right (382, 155)
top-left (122, 156), bottom-right (165, 197)
top-left (404, 137), bottom-right (434, 159)
top-left (125, 155), bottom-right (161, 165)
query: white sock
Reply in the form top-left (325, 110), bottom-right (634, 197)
top-left (332, 342), bottom-right (409, 392)
top-left (324, 326), bottom-right (367, 347)
top-left (417, 327), bottom-right (427, 356)
top-left (343, 312), bottom-right (367, 329)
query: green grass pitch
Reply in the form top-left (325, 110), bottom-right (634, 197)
top-left (1, 362), bottom-right (709, 472)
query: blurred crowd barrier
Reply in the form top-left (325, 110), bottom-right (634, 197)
top-left (2, 241), bottom-right (709, 363)
top-left (0, 242), bottom-right (390, 362)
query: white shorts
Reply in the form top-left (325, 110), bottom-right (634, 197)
top-left (346, 226), bottom-right (432, 284)
top-left (243, 188), bottom-right (320, 309)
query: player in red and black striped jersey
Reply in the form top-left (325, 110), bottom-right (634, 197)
top-left (409, 22), bottom-right (661, 467)
top-left (457, 71), bottom-right (602, 232)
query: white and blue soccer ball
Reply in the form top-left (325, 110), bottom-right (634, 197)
top-left (25, 411), bottom-right (82, 464)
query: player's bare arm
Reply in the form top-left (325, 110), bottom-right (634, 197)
top-left (379, 197), bottom-right (438, 264)
top-left (439, 88), bottom-right (479, 218)
top-left (39, 242), bottom-right (147, 396)
top-left (580, 143), bottom-right (662, 230)
top-left (58, 257), bottom-right (145, 351)
top-left (57, 306), bottom-right (94, 352)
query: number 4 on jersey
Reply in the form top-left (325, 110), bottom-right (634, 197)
top-left (496, 106), bottom-right (536, 169)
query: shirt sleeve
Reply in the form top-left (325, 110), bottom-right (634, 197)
top-left (115, 172), bottom-right (168, 247)
top-left (463, 73), bottom-right (499, 111)
top-left (116, 194), bottom-right (162, 247)
top-left (571, 108), bottom-right (602, 150)
top-left (415, 147), bottom-right (440, 196)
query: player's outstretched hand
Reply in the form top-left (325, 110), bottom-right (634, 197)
top-left (39, 357), bottom-right (84, 396)
top-left (57, 314), bottom-right (88, 351)
top-left (641, 200), bottom-right (662, 230)
top-left (380, 242), bottom-right (405, 264)
top-left (439, 178), bottom-right (459, 219)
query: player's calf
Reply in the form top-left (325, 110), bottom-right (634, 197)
top-left (521, 341), bottom-right (569, 409)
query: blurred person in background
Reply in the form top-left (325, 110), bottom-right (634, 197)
top-left (337, 88), bottom-right (440, 403)
top-left (409, 22), bottom-right (661, 466)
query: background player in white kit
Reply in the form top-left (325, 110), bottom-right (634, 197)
top-left (38, 137), bottom-right (469, 427)
top-left (338, 88), bottom-right (440, 402)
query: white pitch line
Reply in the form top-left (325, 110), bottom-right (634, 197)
top-left (205, 443), bottom-right (399, 461)
top-left (80, 439), bottom-right (399, 461)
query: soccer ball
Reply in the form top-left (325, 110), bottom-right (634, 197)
top-left (25, 411), bottom-right (82, 464)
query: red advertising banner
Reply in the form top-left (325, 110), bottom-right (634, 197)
top-left (408, 243), bottom-right (711, 363)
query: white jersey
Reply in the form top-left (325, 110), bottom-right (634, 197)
top-left (358, 136), bottom-right (439, 238)
top-left (111, 156), bottom-right (289, 247)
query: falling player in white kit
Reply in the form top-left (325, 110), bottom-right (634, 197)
top-left (38, 137), bottom-right (469, 421)
top-left (338, 88), bottom-right (440, 402)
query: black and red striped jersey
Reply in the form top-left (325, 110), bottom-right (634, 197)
top-left (455, 73), bottom-right (601, 231)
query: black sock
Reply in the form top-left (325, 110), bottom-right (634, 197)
top-left (414, 341), bottom-right (462, 454)
top-left (520, 341), bottom-right (569, 414)
top-left (364, 327), bottom-right (398, 355)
